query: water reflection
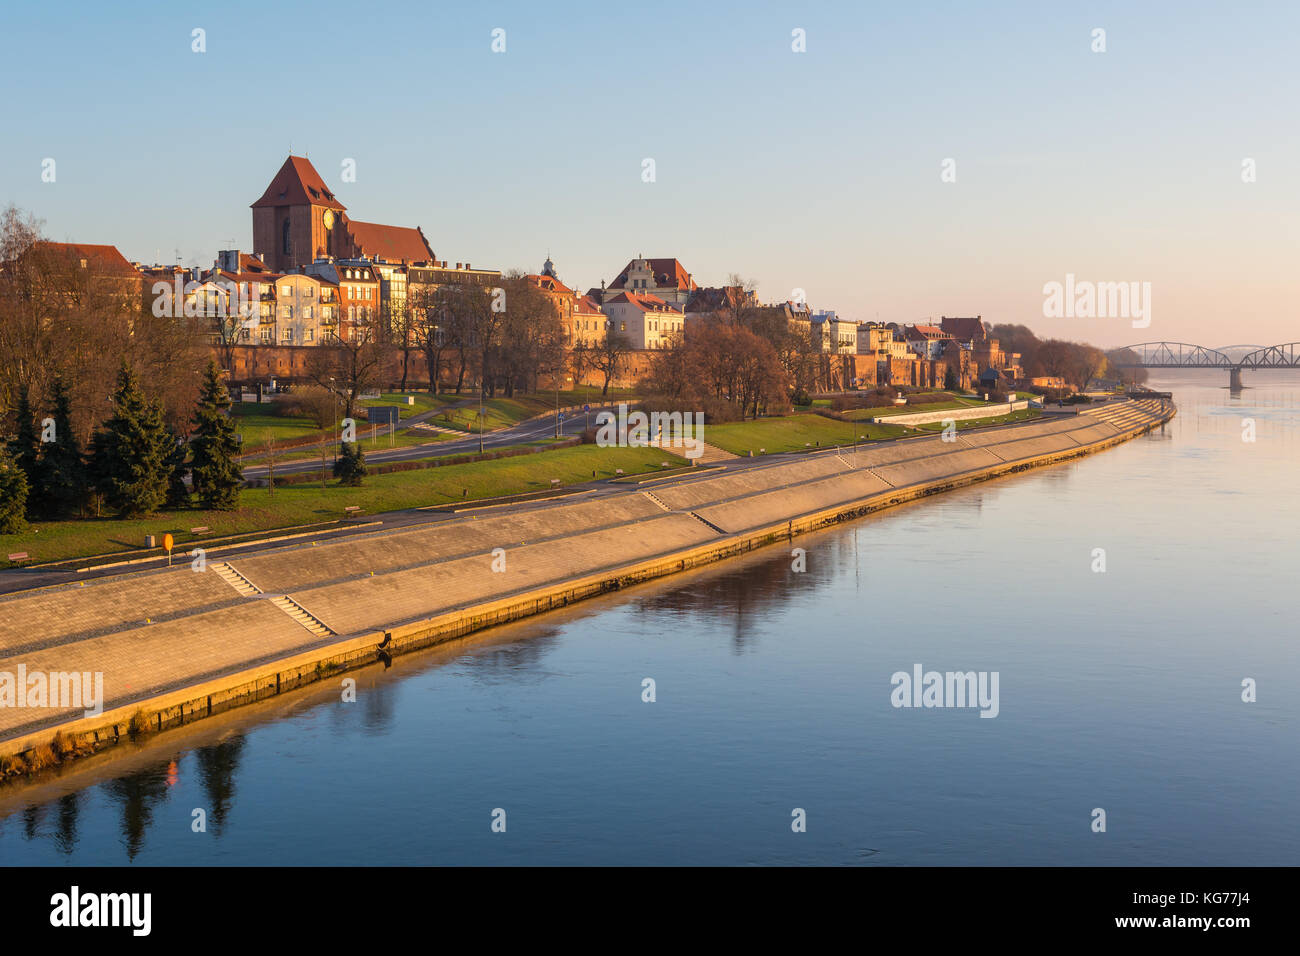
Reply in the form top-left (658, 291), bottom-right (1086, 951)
top-left (194, 736), bottom-right (247, 837)
top-left (103, 761), bottom-right (173, 860)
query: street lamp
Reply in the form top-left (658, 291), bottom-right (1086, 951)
top-left (329, 376), bottom-right (339, 462)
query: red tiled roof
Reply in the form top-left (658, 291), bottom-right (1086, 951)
top-left (527, 274), bottom-right (575, 296)
top-left (251, 156), bottom-right (346, 211)
top-left (31, 241), bottom-right (138, 278)
top-left (940, 316), bottom-right (987, 341)
top-left (608, 258), bottom-right (697, 292)
top-left (345, 220), bottom-right (434, 264)
top-left (605, 290), bottom-right (682, 314)
top-left (905, 324), bottom-right (947, 339)
top-left (574, 294), bottom-right (604, 315)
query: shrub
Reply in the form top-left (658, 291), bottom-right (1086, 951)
top-left (333, 442), bottom-right (367, 486)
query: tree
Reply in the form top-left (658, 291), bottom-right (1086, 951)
top-left (0, 446), bottom-right (28, 534)
top-left (8, 388), bottom-right (40, 513)
top-left (586, 333), bottom-right (632, 396)
top-left (33, 378), bottom-right (87, 519)
top-left (189, 360), bottom-right (242, 510)
top-left (164, 431), bottom-right (190, 509)
top-left (89, 363), bottom-right (172, 517)
top-left (305, 328), bottom-right (385, 421)
top-left (332, 441), bottom-right (366, 486)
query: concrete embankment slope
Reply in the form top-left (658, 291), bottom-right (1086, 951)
top-left (0, 399), bottom-right (1173, 767)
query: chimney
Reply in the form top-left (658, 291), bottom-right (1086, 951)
top-left (456, 263), bottom-right (462, 270)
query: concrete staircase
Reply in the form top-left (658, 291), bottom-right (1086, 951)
top-left (1083, 399), bottom-right (1167, 431)
top-left (213, 562), bottom-right (261, 597)
top-left (269, 595), bottom-right (335, 637)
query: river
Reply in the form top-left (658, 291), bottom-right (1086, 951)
top-left (2, 373), bottom-right (1296, 865)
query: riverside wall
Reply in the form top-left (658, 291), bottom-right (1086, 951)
top-left (0, 399), bottom-right (1174, 773)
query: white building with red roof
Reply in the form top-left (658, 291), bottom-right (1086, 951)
top-left (606, 257), bottom-right (698, 310)
top-left (601, 290), bottom-right (684, 350)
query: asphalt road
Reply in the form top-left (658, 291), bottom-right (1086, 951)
top-left (240, 401), bottom-right (625, 478)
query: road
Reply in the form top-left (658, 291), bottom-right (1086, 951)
top-left (240, 401), bottom-right (624, 478)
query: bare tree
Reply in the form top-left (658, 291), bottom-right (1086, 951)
top-left (585, 333), bottom-right (632, 396)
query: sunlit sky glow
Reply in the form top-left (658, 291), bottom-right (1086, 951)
top-left (2, 0), bottom-right (1297, 349)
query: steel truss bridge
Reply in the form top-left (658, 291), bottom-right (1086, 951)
top-left (1109, 341), bottom-right (1300, 388)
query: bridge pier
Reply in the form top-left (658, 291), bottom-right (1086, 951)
top-left (1229, 367), bottom-right (1244, 390)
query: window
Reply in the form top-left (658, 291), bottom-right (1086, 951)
top-left (281, 284), bottom-right (291, 297)
top-left (282, 219), bottom-right (291, 255)
top-left (304, 329), bottom-right (314, 342)
top-left (282, 329), bottom-right (292, 342)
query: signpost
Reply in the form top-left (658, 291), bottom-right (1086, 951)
top-left (163, 533), bottom-right (174, 566)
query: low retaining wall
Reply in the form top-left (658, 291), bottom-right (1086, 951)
top-left (0, 404), bottom-right (1174, 773)
top-left (872, 399), bottom-right (1029, 426)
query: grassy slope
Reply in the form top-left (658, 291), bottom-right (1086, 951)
top-left (703, 414), bottom-right (907, 455)
top-left (1, 444), bottom-right (681, 566)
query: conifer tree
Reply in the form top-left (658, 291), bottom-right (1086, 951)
top-left (89, 363), bottom-right (172, 517)
top-left (33, 378), bottom-right (88, 519)
top-left (0, 447), bottom-right (29, 534)
top-left (8, 388), bottom-right (40, 516)
top-left (332, 441), bottom-right (366, 486)
top-left (165, 429), bottom-right (191, 509)
top-left (189, 360), bottom-right (242, 510)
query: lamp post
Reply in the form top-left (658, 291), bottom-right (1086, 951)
top-left (478, 383), bottom-right (484, 456)
top-left (329, 376), bottom-right (339, 463)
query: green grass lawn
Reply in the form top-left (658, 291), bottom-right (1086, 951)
top-left (231, 402), bottom-right (325, 454)
top-left (1, 444), bottom-right (681, 567)
top-left (702, 414), bottom-right (908, 455)
top-left (359, 392), bottom-right (460, 415)
top-left (429, 388), bottom-right (639, 433)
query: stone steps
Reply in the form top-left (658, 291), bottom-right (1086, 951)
top-left (269, 595), bottom-right (335, 637)
top-left (213, 562), bottom-right (262, 597)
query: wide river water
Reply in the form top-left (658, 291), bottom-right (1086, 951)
top-left (2, 372), bottom-right (1296, 865)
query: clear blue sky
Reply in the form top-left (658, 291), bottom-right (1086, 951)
top-left (2, 0), bottom-right (1297, 348)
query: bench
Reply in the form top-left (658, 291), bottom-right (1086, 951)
top-left (344, 506), bottom-right (363, 514)
top-left (7, 552), bottom-right (28, 562)
top-left (190, 526), bottom-right (210, 534)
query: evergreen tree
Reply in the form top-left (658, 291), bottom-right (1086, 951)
top-left (164, 429), bottom-right (191, 509)
top-left (33, 378), bottom-right (88, 519)
top-left (189, 360), bottom-right (242, 510)
top-left (89, 363), bottom-right (172, 518)
top-left (8, 388), bottom-right (40, 517)
top-left (332, 441), bottom-right (366, 486)
top-left (0, 447), bottom-right (29, 534)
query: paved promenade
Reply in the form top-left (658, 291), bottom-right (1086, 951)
top-left (0, 399), bottom-right (1171, 750)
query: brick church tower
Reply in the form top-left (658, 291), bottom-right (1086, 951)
top-left (251, 156), bottom-right (352, 272)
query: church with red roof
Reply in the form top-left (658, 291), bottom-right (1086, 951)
top-left (251, 156), bottom-right (434, 272)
